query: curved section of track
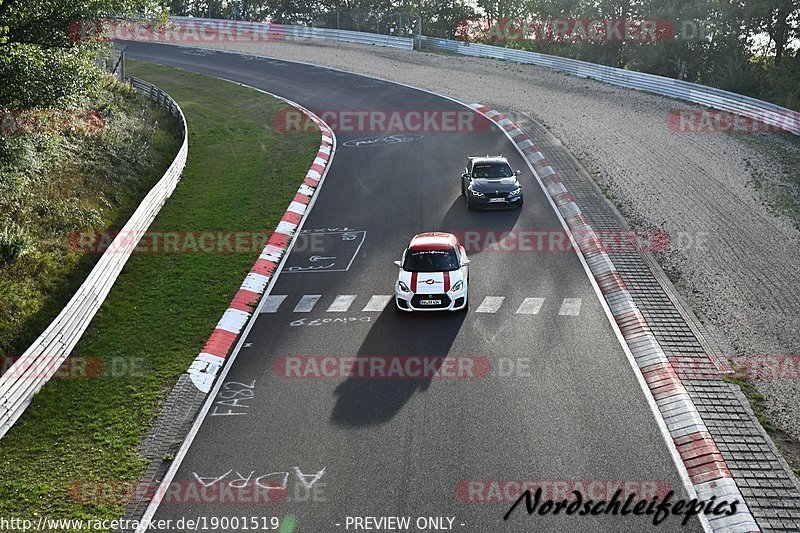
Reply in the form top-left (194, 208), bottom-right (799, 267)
top-left (127, 43), bottom-right (702, 532)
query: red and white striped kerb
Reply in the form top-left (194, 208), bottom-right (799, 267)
top-left (186, 101), bottom-right (334, 393)
top-left (468, 102), bottom-right (758, 533)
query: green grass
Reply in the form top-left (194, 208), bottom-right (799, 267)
top-left (724, 374), bottom-right (800, 481)
top-left (737, 132), bottom-right (800, 231)
top-left (0, 61), bottom-right (320, 524)
top-left (0, 76), bottom-right (183, 357)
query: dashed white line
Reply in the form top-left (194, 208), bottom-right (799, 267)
top-left (363, 295), bottom-right (393, 312)
top-left (294, 295), bottom-right (322, 313)
top-left (558, 298), bottom-right (582, 316)
top-left (260, 294), bottom-right (287, 313)
top-left (475, 296), bottom-right (505, 313)
top-left (327, 295), bottom-right (357, 312)
top-left (264, 294), bottom-right (582, 315)
top-left (517, 297), bottom-right (545, 314)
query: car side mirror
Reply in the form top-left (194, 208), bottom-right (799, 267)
top-left (394, 260), bottom-right (402, 267)
top-left (514, 170), bottom-right (522, 176)
top-left (462, 172), bottom-right (469, 179)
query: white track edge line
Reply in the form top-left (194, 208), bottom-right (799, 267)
top-left (133, 45), bottom-right (708, 531)
top-left (135, 82), bottom-right (336, 533)
top-left (474, 105), bottom-right (712, 532)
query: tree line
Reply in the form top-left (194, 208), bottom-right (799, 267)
top-left (1, 0), bottom-right (797, 112)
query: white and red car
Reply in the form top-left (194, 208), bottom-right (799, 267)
top-left (394, 232), bottom-right (470, 312)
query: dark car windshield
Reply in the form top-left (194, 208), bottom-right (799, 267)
top-left (403, 249), bottom-right (460, 272)
top-left (471, 162), bottom-right (513, 179)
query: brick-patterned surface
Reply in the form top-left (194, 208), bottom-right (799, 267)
top-left (503, 108), bottom-right (800, 531)
top-left (123, 375), bottom-right (206, 525)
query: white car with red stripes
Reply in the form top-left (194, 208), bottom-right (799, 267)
top-left (394, 232), bottom-right (470, 312)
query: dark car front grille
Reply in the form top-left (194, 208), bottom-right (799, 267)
top-left (411, 293), bottom-right (451, 309)
top-left (483, 191), bottom-right (507, 198)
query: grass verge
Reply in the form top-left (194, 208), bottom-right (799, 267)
top-left (0, 76), bottom-right (182, 357)
top-left (725, 374), bottom-right (800, 479)
top-left (738, 131), bottom-right (800, 231)
top-left (0, 60), bottom-right (320, 524)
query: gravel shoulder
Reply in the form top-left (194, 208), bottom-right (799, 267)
top-left (174, 37), bottom-right (800, 450)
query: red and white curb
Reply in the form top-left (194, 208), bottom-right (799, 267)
top-left (469, 103), bottom-right (759, 533)
top-left (186, 101), bottom-right (334, 394)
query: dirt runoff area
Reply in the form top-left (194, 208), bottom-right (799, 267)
top-left (164, 36), bottom-right (800, 451)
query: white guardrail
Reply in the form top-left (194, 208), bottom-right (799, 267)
top-left (420, 36), bottom-right (799, 135)
top-left (0, 78), bottom-right (188, 439)
top-left (170, 16), bottom-right (415, 50)
top-left (171, 16), bottom-right (796, 134)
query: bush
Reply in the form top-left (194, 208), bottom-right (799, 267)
top-left (0, 223), bottom-right (33, 265)
top-left (0, 73), bottom-right (182, 354)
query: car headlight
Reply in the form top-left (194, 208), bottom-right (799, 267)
top-left (509, 187), bottom-right (522, 196)
top-left (398, 280), bottom-right (411, 293)
top-left (450, 280), bottom-right (463, 292)
top-left (469, 188), bottom-right (484, 197)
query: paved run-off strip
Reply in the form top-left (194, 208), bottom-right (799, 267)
top-left (185, 98), bottom-right (335, 394)
top-left (468, 103), bottom-right (759, 533)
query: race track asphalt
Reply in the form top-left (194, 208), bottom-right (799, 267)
top-left (126, 42), bottom-right (703, 533)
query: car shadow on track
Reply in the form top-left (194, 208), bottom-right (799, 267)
top-left (438, 196), bottom-right (522, 257)
top-left (330, 306), bottom-right (466, 427)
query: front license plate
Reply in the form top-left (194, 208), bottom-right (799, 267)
top-left (419, 299), bottom-right (442, 305)
top-left (488, 198), bottom-right (505, 203)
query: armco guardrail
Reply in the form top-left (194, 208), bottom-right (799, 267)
top-left (169, 16), bottom-right (414, 50)
top-left (0, 78), bottom-right (188, 440)
top-left (420, 36), bottom-right (799, 135)
top-left (158, 17), bottom-right (797, 134)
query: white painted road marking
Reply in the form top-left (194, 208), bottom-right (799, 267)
top-left (558, 298), bottom-right (582, 316)
top-left (475, 296), bottom-right (505, 313)
top-left (363, 295), bottom-right (393, 312)
top-left (262, 295), bottom-right (583, 315)
top-left (260, 295), bottom-right (288, 313)
top-left (327, 295), bottom-right (357, 312)
top-left (517, 298), bottom-right (545, 314)
top-left (294, 295), bottom-right (322, 312)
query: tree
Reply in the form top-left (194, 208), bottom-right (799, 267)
top-left (0, 0), bottom-right (165, 108)
top-left (749, 0), bottom-right (800, 64)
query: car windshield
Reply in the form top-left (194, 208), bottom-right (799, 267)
top-left (403, 249), bottom-right (460, 272)
top-left (472, 162), bottom-right (513, 179)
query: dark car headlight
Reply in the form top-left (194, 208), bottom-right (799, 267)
top-left (450, 280), bottom-right (464, 292)
top-left (509, 187), bottom-right (522, 196)
top-left (398, 280), bottom-right (411, 293)
top-left (469, 188), bottom-right (484, 197)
